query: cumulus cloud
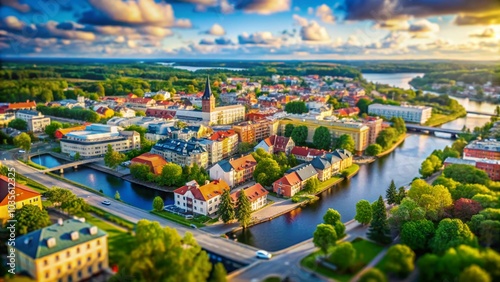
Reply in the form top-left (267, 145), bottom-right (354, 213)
top-left (315, 4), bottom-right (335, 23)
top-left (199, 37), bottom-right (233, 45)
top-left (238, 31), bottom-right (280, 45)
top-left (292, 14), bottom-right (309, 27)
top-left (175, 19), bottom-right (193, 28)
top-left (408, 19), bottom-right (440, 37)
top-left (470, 28), bottom-right (496, 38)
top-left (204, 24), bottom-right (225, 36)
top-left (0, 0), bottom-right (30, 13)
top-left (173, 0), bottom-right (216, 4)
top-left (235, 0), bottom-right (290, 15)
top-left (455, 12), bottom-right (500, 25)
top-left (300, 21), bottom-right (330, 41)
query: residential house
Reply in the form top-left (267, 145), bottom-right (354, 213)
top-left (310, 157), bottom-right (332, 181)
top-left (0, 112), bottom-right (15, 127)
top-left (131, 153), bottom-right (167, 175)
top-left (254, 135), bottom-right (295, 155)
top-left (286, 163), bottom-right (318, 187)
top-left (272, 172), bottom-right (301, 197)
top-left (113, 106), bottom-right (136, 118)
top-left (145, 108), bottom-right (176, 120)
top-left (232, 118), bottom-right (279, 144)
top-left (209, 154), bottom-right (257, 187)
top-left (0, 100), bottom-right (37, 114)
top-left (291, 146), bottom-right (328, 162)
top-left (15, 110), bottom-right (51, 133)
top-left (206, 130), bottom-right (239, 162)
top-left (0, 175), bottom-right (42, 223)
top-left (151, 138), bottom-right (209, 168)
top-left (173, 179), bottom-right (230, 216)
top-left (230, 183), bottom-right (268, 211)
top-left (328, 149), bottom-right (353, 171)
top-left (334, 107), bottom-right (360, 117)
top-left (13, 218), bottom-right (108, 282)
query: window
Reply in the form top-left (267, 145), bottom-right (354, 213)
top-left (88, 266), bottom-right (93, 273)
top-left (78, 271), bottom-right (82, 278)
top-left (68, 263), bottom-right (72, 270)
top-left (76, 247), bottom-right (80, 254)
top-left (44, 259), bottom-right (48, 266)
top-left (87, 255), bottom-right (91, 262)
top-left (67, 251), bottom-right (70, 258)
top-left (55, 255), bottom-right (59, 262)
top-left (45, 272), bottom-right (50, 278)
top-left (98, 262), bottom-right (102, 269)
top-left (87, 243), bottom-right (91, 249)
top-left (98, 251), bottom-right (102, 258)
top-left (97, 240), bottom-right (100, 246)
top-left (78, 260), bottom-right (82, 266)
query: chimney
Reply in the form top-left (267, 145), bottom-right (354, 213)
top-left (70, 231), bottom-right (79, 241)
top-left (89, 226), bottom-right (98, 235)
top-left (47, 237), bottom-right (56, 248)
top-left (205, 180), bottom-right (210, 185)
top-left (58, 218), bottom-right (63, 226)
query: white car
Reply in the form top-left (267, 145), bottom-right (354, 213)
top-left (101, 200), bottom-right (111, 205)
top-left (256, 250), bottom-right (272, 260)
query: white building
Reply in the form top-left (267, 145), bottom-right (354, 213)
top-left (368, 103), bottom-right (432, 124)
top-left (173, 180), bottom-right (230, 216)
top-left (60, 124), bottom-right (140, 158)
top-left (230, 183), bottom-right (268, 211)
top-left (15, 110), bottom-right (51, 133)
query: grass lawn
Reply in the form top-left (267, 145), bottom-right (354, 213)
top-left (151, 210), bottom-right (208, 228)
top-left (317, 175), bottom-right (343, 191)
top-left (263, 277), bottom-right (282, 282)
top-left (341, 164), bottom-right (360, 178)
top-left (84, 215), bottom-right (135, 267)
top-left (301, 238), bottom-right (385, 282)
top-left (425, 111), bottom-right (466, 127)
top-left (16, 174), bottom-right (49, 193)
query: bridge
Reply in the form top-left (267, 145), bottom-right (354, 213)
top-left (466, 111), bottom-right (496, 117)
top-left (41, 158), bottom-right (104, 173)
top-left (404, 124), bottom-right (462, 137)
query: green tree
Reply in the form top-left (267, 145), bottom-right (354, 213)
top-left (160, 163), bottom-right (183, 186)
top-left (209, 263), bottom-right (227, 282)
top-left (452, 138), bottom-right (468, 156)
top-left (130, 163), bottom-right (151, 181)
top-left (153, 196), bottom-right (164, 212)
top-left (290, 125), bottom-right (308, 146)
top-left (368, 196), bottom-right (391, 244)
top-left (365, 144), bottom-right (382, 156)
top-left (14, 205), bottom-right (51, 235)
top-left (479, 220), bottom-right (500, 247)
top-left (119, 220), bottom-right (212, 281)
top-left (44, 187), bottom-right (77, 208)
top-left (329, 242), bottom-right (356, 272)
top-left (13, 132), bottom-right (31, 152)
top-left (8, 118), bottom-right (28, 130)
top-left (135, 110), bottom-right (146, 117)
top-left (336, 134), bottom-right (355, 152)
top-left (400, 219), bottom-right (435, 252)
top-left (358, 268), bottom-right (387, 282)
top-left (386, 180), bottom-right (398, 205)
top-left (238, 142), bottom-right (255, 154)
top-left (376, 127), bottom-right (398, 149)
top-left (104, 144), bottom-right (126, 169)
top-left (303, 178), bottom-right (320, 194)
top-left (356, 98), bottom-right (371, 114)
top-left (389, 198), bottom-right (425, 231)
top-left (219, 189), bottom-right (235, 223)
top-left (115, 191), bottom-right (121, 201)
top-left (355, 199), bottom-right (372, 225)
top-left (391, 117), bottom-right (406, 135)
top-left (313, 223), bottom-right (338, 255)
top-left (419, 159), bottom-right (434, 178)
top-left (396, 186), bottom-right (406, 204)
top-left (284, 124), bottom-right (294, 137)
top-left (74, 152), bottom-right (81, 161)
top-left (408, 180), bottom-right (452, 219)
top-left (323, 208), bottom-right (345, 238)
top-left (458, 265), bottom-right (491, 282)
top-left (431, 218), bottom-right (478, 254)
top-left (253, 158), bottom-right (282, 186)
top-left (236, 189), bottom-right (252, 228)
top-left (133, 88), bottom-right (144, 97)
top-left (443, 164), bottom-right (490, 185)
top-left (285, 101), bottom-right (308, 114)
top-left (313, 126), bottom-right (331, 150)
top-left (385, 244), bottom-right (415, 278)
top-left (61, 197), bottom-right (89, 215)
top-left (96, 83), bottom-right (105, 96)
top-left (44, 121), bottom-right (63, 138)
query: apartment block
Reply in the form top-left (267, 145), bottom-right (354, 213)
top-left (150, 138), bottom-right (209, 168)
top-left (368, 103), bottom-right (432, 124)
top-left (15, 110), bottom-right (51, 133)
top-left (463, 140), bottom-right (500, 161)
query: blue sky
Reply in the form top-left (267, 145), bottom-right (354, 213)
top-left (0, 0), bottom-right (499, 60)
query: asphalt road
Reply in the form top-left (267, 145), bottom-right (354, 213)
top-left (1, 146), bottom-right (258, 266)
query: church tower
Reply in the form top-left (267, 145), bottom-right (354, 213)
top-left (202, 76), bottom-right (215, 113)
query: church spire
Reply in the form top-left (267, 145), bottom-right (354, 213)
top-left (202, 76), bottom-right (212, 100)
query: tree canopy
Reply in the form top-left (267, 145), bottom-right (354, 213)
top-left (8, 118), bottom-right (28, 130)
top-left (431, 218), bottom-right (478, 254)
top-left (336, 134), bottom-right (355, 152)
top-left (13, 132), bottom-right (31, 152)
top-left (14, 205), bottom-right (51, 235)
top-left (355, 199), bottom-right (372, 225)
top-left (313, 126), bottom-right (331, 150)
top-left (285, 101), bottom-right (308, 114)
top-left (290, 125), bottom-right (308, 146)
top-left (313, 223), bottom-right (338, 255)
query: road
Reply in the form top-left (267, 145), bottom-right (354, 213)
top-left (1, 146), bottom-right (258, 266)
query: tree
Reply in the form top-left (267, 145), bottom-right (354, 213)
top-left (74, 152), bottom-right (81, 161)
top-left (96, 83), bottom-right (105, 96)
top-left (44, 121), bottom-right (63, 138)
top-left (130, 163), bottom-right (151, 181)
top-left (355, 199), bottom-right (372, 225)
top-left (8, 118), bottom-right (28, 130)
top-left (358, 268), bottom-right (387, 282)
top-left (336, 134), bottom-right (355, 152)
top-left (376, 127), bottom-right (398, 149)
top-left (313, 224), bottom-right (337, 255)
top-left (236, 189), bottom-right (252, 228)
top-left (400, 219), bottom-right (435, 252)
top-left (160, 163), bottom-right (183, 186)
top-left (210, 263), bottom-right (227, 282)
top-left (14, 205), bottom-right (51, 235)
top-left (408, 180), bottom-right (452, 218)
top-left (290, 125), bottom-right (308, 146)
top-left (368, 196), bottom-right (391, 244)
top-left (431, 218), bottom-right (478, 254)
top-left (479, 220), bottom-right (500, 247)
top-left (419, 159), bottom-right (434, 178)
top-left (386, 180), bottom-right (397, 205)
top-left (396, 186), bottom-right (406, 204)
top-left (329, 242), bottom-right (356, 272)
top-left (61, 197), bottom-right (89, 215)
top-left (313, 126), bottom-right (331, 150)
top-left (285, 101), bottom-right (308, 114)
top-left (365, 144), bottom-right (382, 156)
top-left (284, 124), bottom-right (294, 137)
top-left (153, 196), bottom-right (164, 212)
top-left (238, 142), bottom-right (254, 154)
top-left (385, 244), bottom-right (415, 278)
top-left (219, 189), bottom-right (235, 223)
top-left (44, 187), bottom-right (77, 208)
top-left (389, 198), bottom-right (425, 231)
top-left (253, 158), bottom-right (282, 186)
top-left (119, 220), bottom-right (212, 281)
top-left (443, 164), bottom-right (490, 185)
top-left (104, 144), bottom-right (126, 169)
top-left (135, 110), bottom-right (146, 117)
top-left (458, 265), bottom-right (491, 282)
top-left (13, 132), bottom-right (31, 152)
top-left (391, 117), bottom-right (406, 135)
top-left (303, 178), bottom-right (320, 194)
top-left (115, 191), bottom-right (121, 201)
top-left (323, 208), bottom-right (346, 238)
top-left (452, 138), bottom-right (468, 156)
top-left (356, 98), bottom-right (371, 114)
top-left (453, 198), bottom-right (482, 222)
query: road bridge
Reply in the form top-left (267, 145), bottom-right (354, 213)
top-left (41, 158), bottom-right (103, 173)
top-left (466, 111), bottom-right (495, 117)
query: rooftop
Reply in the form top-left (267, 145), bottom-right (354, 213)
top-left (229, 154), bottom-right (257, 172)
top-left (174, 179), bottom-right (230, 201)
top-left (465, 140), bottom-right (500, 152)
top-left (0, 175), bottom-right (40, 207)
top-left (230, 183), bottom-right (268, 203)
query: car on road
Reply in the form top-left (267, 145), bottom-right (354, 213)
top-left (190, 224), bottom-right (197, 229)
top-left (18, 150), bottom-right (25, 153)
top-left (256, 250), bottom-right (272, 260)
top-left (101, 200), bottom-right (111, 205)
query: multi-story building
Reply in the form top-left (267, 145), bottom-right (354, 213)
top-left (233, 118), bottom-right (279, 144)
top-left (55, 124), bottom-right (90, 139)
top-left (151, 138), bottom-right (209, 168)
top-left (209, 154), bottom-right (257, 187)
top-left (0, 175), bottom-right (42, 222)
top-left (286, 163), bottom-right (318, 187)
top-left (363, 117), bottom-right (383, 145)
top-left (278, 118), bottom-right (370, 152)
top-left (273, 172), bottom-right (301, 197)
top-left (15, 110), bottom-right (51, 133)
top-left (463, 140), bottom-right (500, 161)
top-left (230, 183), bottom-right (269, 211)
top-left (0, 112), bottom-right (15, 127)
top-left (0, 100), bottom-right (37, 113)
top-left (444, 157), bottom-right (500, 181)
top-left (60, 124), bottom-right (140, 158)
top-left (173, 179), bottom-right (230, 216)
top-left (254, 135), bottom-right (295, 155)
top-left (208, 130), bottom-right (239, 160)
top-left (368, 103), bottom-right (432, 124)
top-left (130, 153), bottom-right (168, 175)
top-left (291, 146), bottom-right (328, 162)
top-left (13, 218), bottom-right (108, 282)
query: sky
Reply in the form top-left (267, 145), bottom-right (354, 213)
top-left (0, 0), bottom-right (499, 60)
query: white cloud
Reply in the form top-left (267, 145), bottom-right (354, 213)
top-left (315, 4), bottom-right (335, 23)
top-left (470, 28), bottom-right (496, 38)
top-left (175, 19), bottom-right (193, 29)
top-left (293, 14), bottom-right (309, 27)
top-left (236, 0), bottom-right (290, 15)
top-left (301, 20), bottom-right (330, 41)
top-left (238, 31), bottom-right (280, 45)
top-left (206, 24), bottom-right (225, 36)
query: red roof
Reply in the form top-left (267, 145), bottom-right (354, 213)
top-left (268, 135), bottom-right (293, 152)
top-left (209, 130), bottom-right (237, 141)
top-left (131, 153), bottom-right (168, 175)
top-left (291, 146), bottom-right (327, 158)
top-left (127, 97), bottom-right (154, 104)
top-left (229, 154), bottom-right (257, 172)
top-left (174, 180), bottom-right (230, 201)
top-left (230, 183), bottom-right (268, 203)
top-left (0, 175), bottom-right (41, 207)
top-left (274, 172), bottom-right (301, 186)
top-left (8, 101), bottom-right (37, 110)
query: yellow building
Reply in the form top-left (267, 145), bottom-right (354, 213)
top-left (0, 175), bottom-right (42, 222)
top-left (278, 118), bottom-right (370, 152)
top-left (13, 218), bottom-right (109, 282)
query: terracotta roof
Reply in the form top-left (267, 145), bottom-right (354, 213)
top-left (8, 101), bottom-right (37, 110)
top-left (0, 175), bottom-right (41, 207)
top-left (173, 179), bottom-right (230, 201)
top-left (268, 135), bottom-right (292, 151)
top-left (291, 146), bottom-right (327, 158)
top-left (230, 183), bottom-right (268, 203)
top-left (55, 124), bottom-right (90, 137)
top-left (131, 153), bottom-right (168, 175)
top-left (209, 130), bottom-right (237, 141)
top-left (274, 172), bottom-right (301, 186)
top-left (127, 97), bottom-right (154, 104)
top-left (229, 154), bottom-right (257, 172)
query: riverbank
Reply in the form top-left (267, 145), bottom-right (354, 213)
top-left (425, 111), bottom-right (467, 127)
top-left (376, 134), bottom-right (408, 158)
top-left (122, 175), bottom-right (176, 193)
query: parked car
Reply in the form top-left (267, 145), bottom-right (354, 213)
top-left (256, 250), bottom-right (272, 259)
top-left (101, 200), bottom-right (111, 205)
top-left (18, 150), bottom-right (25, 153)
top-left (190, 224), bottom-right (197, 229)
